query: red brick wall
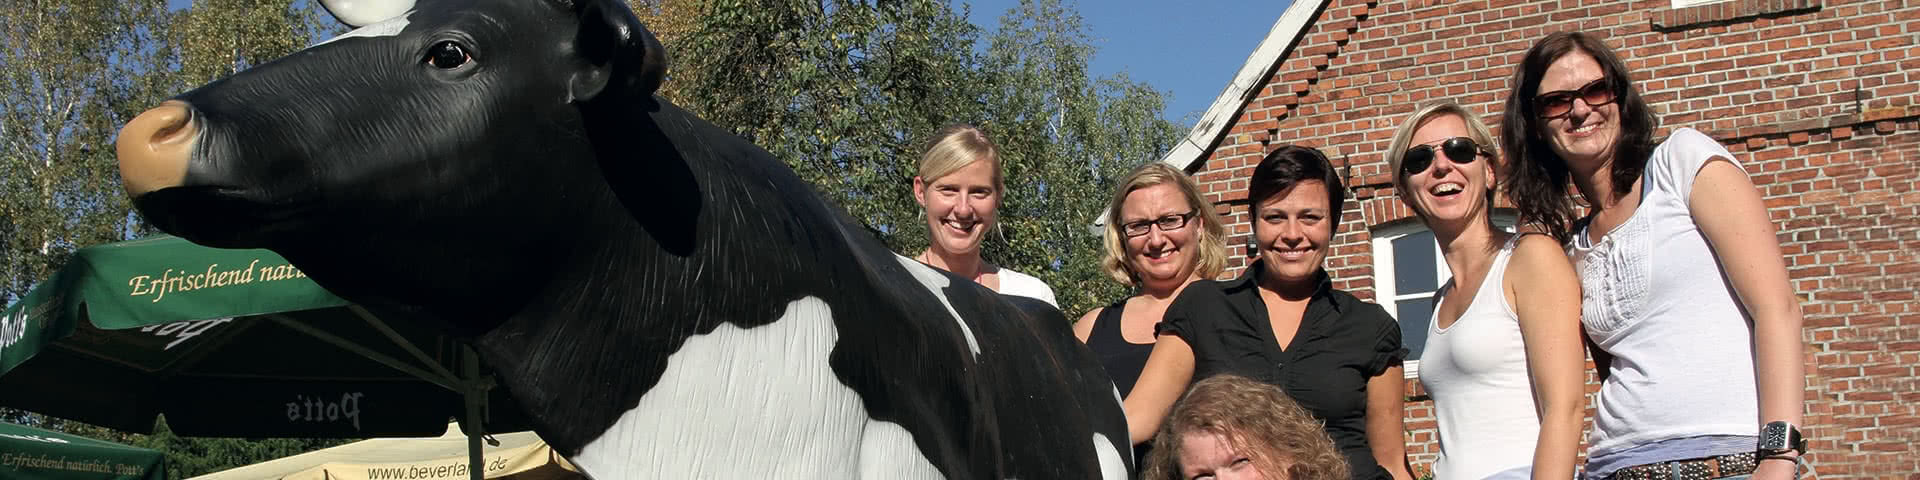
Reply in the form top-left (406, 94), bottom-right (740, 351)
top-left (1185, 0), bottom-right (1919, 476)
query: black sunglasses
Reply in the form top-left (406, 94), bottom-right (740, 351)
top-left (1400, 137), bottom-right (1489, 177)
top-left (1534, 78), bottom-right (1617, 119)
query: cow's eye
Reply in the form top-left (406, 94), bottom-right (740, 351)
top-left (425, 41), bottom-right (470, 69)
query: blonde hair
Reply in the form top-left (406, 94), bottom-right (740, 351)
top-left (917, 124), bottom-right (1005, 237)
top-left (918, 124), bottom-right (1004, 194)
top-left (1384, 101), bottom-right (1500, 222)
top-left (1100, 163), bottom-right (1226, 286)
top-left (1143, 375), bottom-right (1349, 480)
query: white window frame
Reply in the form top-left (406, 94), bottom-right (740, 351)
top-left (1371, 211), bottom-right (1516, 379)
top-left (1670, 0), bottom-right (1731, 8)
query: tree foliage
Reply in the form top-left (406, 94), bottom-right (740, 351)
top-left (632, 0), bottom-right (1183, 316)
top-left (2, 0), bottom-right (350, 477)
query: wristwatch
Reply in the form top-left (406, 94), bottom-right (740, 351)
top-left (1758, 421), bottom-right (1806, 457)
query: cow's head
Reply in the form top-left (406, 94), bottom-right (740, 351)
top-left (115, 0), bottom-right (668, 326)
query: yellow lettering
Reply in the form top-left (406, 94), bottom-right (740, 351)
top-left (128, 276), bottom-right (153, 296)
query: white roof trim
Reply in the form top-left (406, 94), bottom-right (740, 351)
top-left (1162, 0), bottom-right (1327, 172)
top-left (1095, 0), bottom-right (1329, 226)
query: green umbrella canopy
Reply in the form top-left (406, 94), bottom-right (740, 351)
top-left (0, 235), bottom-right (529, 438)
top-left (0, 421), bottom-right (165, 480)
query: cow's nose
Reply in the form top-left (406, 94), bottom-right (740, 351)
top-left (117, 100), bottom-right (197, 197)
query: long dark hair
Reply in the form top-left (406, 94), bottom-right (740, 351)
top-left (1499, 31), bottom-right (1658, 244)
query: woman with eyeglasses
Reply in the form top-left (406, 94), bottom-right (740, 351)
top-left (1126, 146), bottom-right (1414, 480)
top-left (1383, 101), bottom-right (1585, 480)
top-left (911, 124), bottom-right (1058, 306)
top-left (1074, 163), bottom-right (1228, 466)
top-left (1076, 163), bottom-right (1227, 396)
top-left (1501, 32), bottom-right (1807, 480)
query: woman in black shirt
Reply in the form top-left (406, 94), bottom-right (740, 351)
top-left (1126, 145), bottom-right (1412, 480)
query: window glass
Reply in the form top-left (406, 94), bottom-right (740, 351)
top-left (1392, 230), bottom-right (1438, 294)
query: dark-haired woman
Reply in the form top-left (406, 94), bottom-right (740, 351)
top-left (1500, 32), bottom-right (1807, 480)
top-left (1126, 146), bottom-right (1413, 480)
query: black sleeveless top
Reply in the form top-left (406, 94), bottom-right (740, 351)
top-left (1086, 297), bottom-right (1158, 477)
top-left (1086, 298), bottom-right (1156, 397)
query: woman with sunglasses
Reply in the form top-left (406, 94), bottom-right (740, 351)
top-left (1075, 163), bottom-right (1229, 467)
top-left (911, 124), bottom-right (1058, 306)
top-left (1126, 146), bottom-right (1414, 480)
top-left (1384, 101), bottom-right (1585, 480)
top-left (1501, 32), bottom-right (1807, 480)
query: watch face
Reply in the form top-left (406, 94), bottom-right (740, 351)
top-left (1763, 425), bottom-right (1787, 446)
top-left (1761, 422), bottom-right (1798, 451)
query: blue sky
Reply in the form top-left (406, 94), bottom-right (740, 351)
top-left (953, 0), bottom-right (1295, 126)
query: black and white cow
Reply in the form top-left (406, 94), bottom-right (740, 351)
top-left (112, 0), bottom-right (1129, 477)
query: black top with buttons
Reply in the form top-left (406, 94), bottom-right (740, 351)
top-left (1156, 261), bottom-right (1407, 480)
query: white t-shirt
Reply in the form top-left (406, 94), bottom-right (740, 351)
top-left (996, 268), bottom-right (1058, 308)
top-left (1419, 235), bottom-right (1538, 480)
top-left (1568, 128), bottom-right (1760, 458)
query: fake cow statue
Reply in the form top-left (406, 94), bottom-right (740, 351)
top-left (112, 0), bottom-right (1129, 477)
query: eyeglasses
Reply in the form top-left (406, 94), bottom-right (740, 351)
top-left (1121, 211), bottom-right (1197, 238)
top-left (1400, 137), bottom-right (1489, 176)
top-left (1534, 78), bottom-right (1617, 119)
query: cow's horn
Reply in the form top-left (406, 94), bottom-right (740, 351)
top-left (319, 0), bottom-right (415, 28)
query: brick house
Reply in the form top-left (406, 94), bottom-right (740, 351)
top-left (1153, 0), bottom-right (1918, 476)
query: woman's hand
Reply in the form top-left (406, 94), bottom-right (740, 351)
top-left (1753, 456), bottom-right (1801, 480)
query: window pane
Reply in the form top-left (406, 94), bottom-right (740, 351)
top-left (1392, 230), bottom-right (1438, 293)
top-left (1397, 296), bottom-right (1434, 361)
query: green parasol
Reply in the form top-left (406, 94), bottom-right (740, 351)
top-left (0, 235), bottom-right (528, 440)
top-left (0, 421), bottom-right (166, 480)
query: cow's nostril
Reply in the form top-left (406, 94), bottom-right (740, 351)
top-left (118, 100), bottom-right (197, 197)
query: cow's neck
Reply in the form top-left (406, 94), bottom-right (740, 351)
top-left (469, 96), bottom-right (883, 455)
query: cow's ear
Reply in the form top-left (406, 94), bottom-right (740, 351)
top-left (570, 0), bottom-right (669, 102)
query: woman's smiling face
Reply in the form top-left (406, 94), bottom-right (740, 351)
top-left (1253, 180), bottom-right (1333, 288)
top-left (1538, 50), bottom-right (1620, 173)
top-left (1402, 113), bottom-right (1495, 227)
top-left (916, 158), bottom-right (999, 256)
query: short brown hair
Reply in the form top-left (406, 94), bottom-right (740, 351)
top-left (1100, 163), bottom-right (1227, 286)
top-left (1249, 145), bottom-right (1348, 226)
top-left (1143, 375), bottom-right (1349, 480)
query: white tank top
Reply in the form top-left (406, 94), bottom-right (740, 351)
top-left (1418, 235), bottom-right (1539, 480)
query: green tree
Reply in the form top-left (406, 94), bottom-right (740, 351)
top-left (636, 0), bottom-right (1181, 317)
top-left (0, 0), bottom-right (166, 304)
top-left (3, 1), bottom-right (350, 477)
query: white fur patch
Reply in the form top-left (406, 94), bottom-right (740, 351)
top-left (1093, 433), bottom-right (1128, 480)
top-left (858, 419), bottom-right (943, 479)
top-left (315, 10), bottom-right (413, 46)
top-left (569, 297), bottom-right (941, 479)
top-left (894, 255), bottom-right (980, 356)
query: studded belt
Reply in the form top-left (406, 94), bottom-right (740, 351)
top-left (1605, 452), bottom-right (1759, 480)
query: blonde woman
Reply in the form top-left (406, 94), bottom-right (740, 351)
top-left (1143, 375), bottom-right (1351, 480)
top-left (1384, 101), bottom-right (1585, 480)
top-left (1074, 162), bottom-right (1228, 397)
top-left (911, 124), bottom-right (1057, 306)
